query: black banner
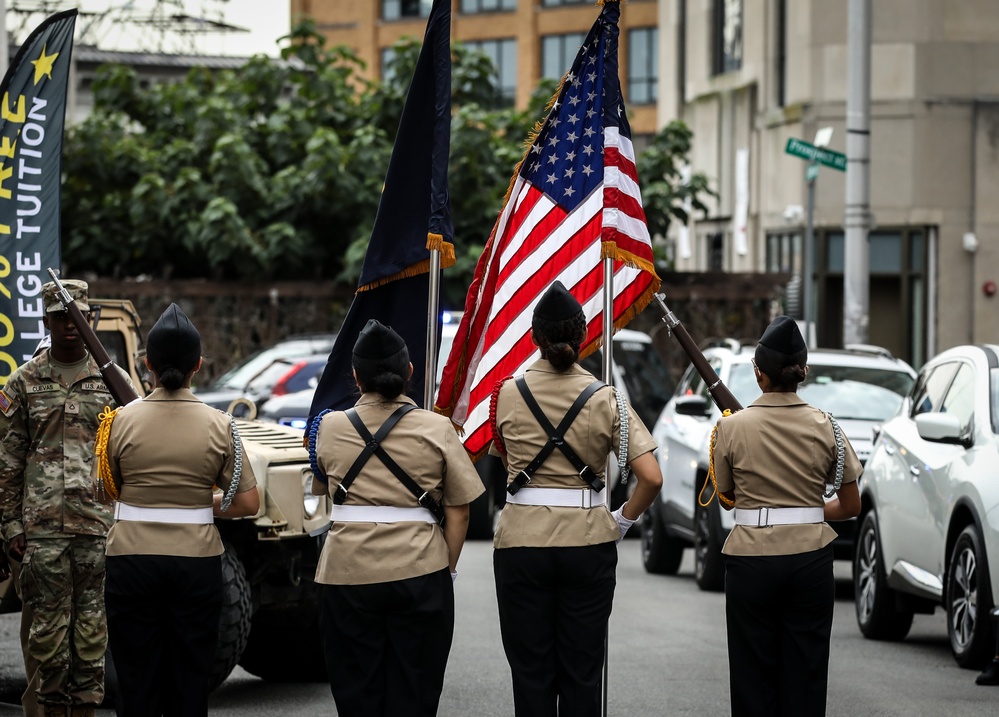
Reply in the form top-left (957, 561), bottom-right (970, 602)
top-left (0, 9), bottom-right (77, 383)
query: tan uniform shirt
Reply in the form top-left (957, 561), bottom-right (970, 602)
top-left (104, 387), bottom-right (258, 558)
top-left (314, 393), bottom-right (484, 585)
top-left (712, 392), bottom-right (863, 556)
top-left (490, 359), bottom-right (657, 549)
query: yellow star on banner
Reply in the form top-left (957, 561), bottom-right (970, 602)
top-left (31, 45), bottom-right (59, 85)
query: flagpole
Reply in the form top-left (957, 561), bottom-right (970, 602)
top-left (601, 255), bottom-right (614, 717)
top-left (424, 248), bottom-right (442, 409)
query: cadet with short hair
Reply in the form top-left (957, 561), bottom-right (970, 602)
top-left (0, 279), bottom-right (134, 717)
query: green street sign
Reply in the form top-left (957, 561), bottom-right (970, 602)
top-left (805, 163), bottom-right (820, 182)
top-left (785, 138), bottom-right (847, 171)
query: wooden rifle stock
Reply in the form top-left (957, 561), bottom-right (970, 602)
top-left (653, 293), bottom-right (743, 413)
top-left (46, 269), bottom-right (140, 407)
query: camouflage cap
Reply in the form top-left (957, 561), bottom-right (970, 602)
top-left (41, 279), bottom-right (90, 313)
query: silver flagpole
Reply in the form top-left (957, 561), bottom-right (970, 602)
top-left (600, 255), bottom-right (614, 717)
top-left (424, 248), bottom-right (442, 410)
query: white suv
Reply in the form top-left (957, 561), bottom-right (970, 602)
top-left (641, 341), bottom-right (916, 591)
top-left (855, 344), bottom-right (999, 668)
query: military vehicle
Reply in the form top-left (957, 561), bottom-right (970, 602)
top-left (0, 299), bottom-right (331, 690)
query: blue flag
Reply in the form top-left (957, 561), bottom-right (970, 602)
top-left (0, 10), bottom-right (77, 383)
top-left (308, 0), bottom-right (453, 428)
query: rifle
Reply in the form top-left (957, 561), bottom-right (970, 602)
top-left (46, 268), bottom-right (140, 407)
top-left (653, 293), bottom-right (743, 413)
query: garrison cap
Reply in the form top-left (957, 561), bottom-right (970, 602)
top-left (759, 315), bottom-right (806, 355)
top-left (353, 319), bottom-right (409, 369)
top-left (41, 279), bottom-right (89, 314)
top-left (534, 281), bottom-right (582, 322)
top-left (146, 303), bottom-right (201, 372)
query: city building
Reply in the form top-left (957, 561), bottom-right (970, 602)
top-left (289, 0), bottom-right (660, 139)
top-left (658, 0), bottom-right (999, 365)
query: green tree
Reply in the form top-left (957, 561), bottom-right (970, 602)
top-left (60, 22), bottom-right (711, 291)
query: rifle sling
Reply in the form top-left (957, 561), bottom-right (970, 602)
top-left (508, 376), bottom-right (606, 496)
top-left (337, 404), bottom-right (445, 525)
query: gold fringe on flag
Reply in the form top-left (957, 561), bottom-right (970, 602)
top-left (600, 240), bottom-right (659, 277)
top-left (356, 232), bottom-right (456, 293)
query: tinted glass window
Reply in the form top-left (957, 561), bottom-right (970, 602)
top-left (728, 362), bottom-right (760, 407)
top-left (580, 340), bottom-right (674, 428)
top-left (940, 363), bottom-right (975, 435)
top-left (96, 330), bottom-right (128, 372)
top-left (212, 339), bottom-right (334, 390)
top-left (910, 362), bottom-right (959, 418)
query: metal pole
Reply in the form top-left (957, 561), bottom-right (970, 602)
top-left (423, 249), bottom-right (441, 410)
top-left (600, 256), bottom-right (614, 717)
top-left (843, 0), bottom-right (871, 345)
top-left (804, 169), bottom-right (816, 348)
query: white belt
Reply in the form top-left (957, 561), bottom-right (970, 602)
top-left (734, 507), bottom-right (824, 527)
top-left (331, 504), bottom-right (438, 524)
top-left (505, 487), bottom-right (606, 509)
top-left (114, 503), bottom-right (214, 525)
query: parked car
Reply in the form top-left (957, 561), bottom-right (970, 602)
top-left (194, 334), bottom-right (335, 414)
top-left (855, 344), bottom-right (999, 669)
top-left (260, 319), bottom-right (674, 537)
top-left (641, 340), bottom-right (917, 591)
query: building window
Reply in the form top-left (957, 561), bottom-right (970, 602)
top-left (465, 38), bottom-right (518, 106)
top-left (628, 27), bottom-right (658, 105)
top-left (461, 0), bottom-right (516, 12)
top-left (541, 0), bottom-right (591, 7)
top-left (774, 0), bottom-right (786, 106)
top-left (766, 232), bottom-right (803, 317)
top-left (707, 233), bottom-right (725, 271)
top-left (380, 47), bottom-right (398, 84)
top-left (815, 227), bottom-right (927, 365)
top-left (541, 32), bottom-right (586, 81)
top-left (712, 0), bottom-right (743, 75)
top-left (382, 0), bottom-right (432, 21)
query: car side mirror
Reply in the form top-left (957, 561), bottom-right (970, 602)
top-left (915, 413), bottom-right (971, 447)
top-left (674, 395), bottom-right (712, 417)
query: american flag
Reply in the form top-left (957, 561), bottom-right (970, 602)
top-left (435, 0), bottom-right (660, 458)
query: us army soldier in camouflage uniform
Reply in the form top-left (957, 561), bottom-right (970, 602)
top-left (0, 280), bottom-right (133, 717)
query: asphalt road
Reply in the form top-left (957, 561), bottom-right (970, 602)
top-left (0, 539), bottom-right (995, 716)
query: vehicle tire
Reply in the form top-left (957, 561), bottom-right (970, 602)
top-left (640, 505), bottom-right (684, 575)
top-left (210, 544), bottom-right (252, 691)
top-left (853, 510), bottom-right (914, 641)
top-left (947, 525), bottom-right (995, 668)
top-left (693, 502), bottom-right (725, 592)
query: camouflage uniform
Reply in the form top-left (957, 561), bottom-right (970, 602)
top-left (0, 281), bottom-right (131, 711)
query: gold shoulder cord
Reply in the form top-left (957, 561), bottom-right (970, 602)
top-left (699, 408), bottom-right (736, 508)
top-left (94, 406), bottom-right (121, 501)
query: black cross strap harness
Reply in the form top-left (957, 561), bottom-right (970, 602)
top-left (506, 376), bottom-right (607, 496)
top-left (334, 404), bottom-right (445, 525)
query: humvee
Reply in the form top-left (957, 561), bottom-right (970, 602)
top-left (0, 299), bottom-right (331, 689)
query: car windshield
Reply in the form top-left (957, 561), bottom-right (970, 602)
top-left (728, 362), bottom-right (915, 421)
top-left (211, 341), bottom-right (331, 391)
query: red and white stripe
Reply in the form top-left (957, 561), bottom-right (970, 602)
top-left (436, 127), bottom-right (659, 457)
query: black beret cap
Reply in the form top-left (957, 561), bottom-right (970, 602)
top-left (759, 315), bottom-right (806, 355)
top-left (353, 319), bottom-right (408, 363)
top-left (534, 281), bottom-right (583, 322)
top-left (146, 303), bottom-right (201, 372)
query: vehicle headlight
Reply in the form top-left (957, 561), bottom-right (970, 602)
top-left (303, 470), bottom-right (321, 519)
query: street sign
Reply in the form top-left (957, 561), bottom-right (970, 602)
top-left (785, 138), bottom-right (847, 171)
top-left (805, 164), bottom-right (820, 182)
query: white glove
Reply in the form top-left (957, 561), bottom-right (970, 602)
top-left (451, 570), bottom-right (458, 583)
top-left (610, 506), bottom-right (637, 543)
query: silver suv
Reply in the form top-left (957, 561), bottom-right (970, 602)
top-left (641, 340), bottom-right (916, 591)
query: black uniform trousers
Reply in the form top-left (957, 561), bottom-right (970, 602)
top-left (493, 542), bottom-right (618, 717)
top-left (105, 554), bottom-right (223, 717)
top-left (318, 567), bottom-right (455, 717)
top-left (724, 545), bottom-right (835, 717)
